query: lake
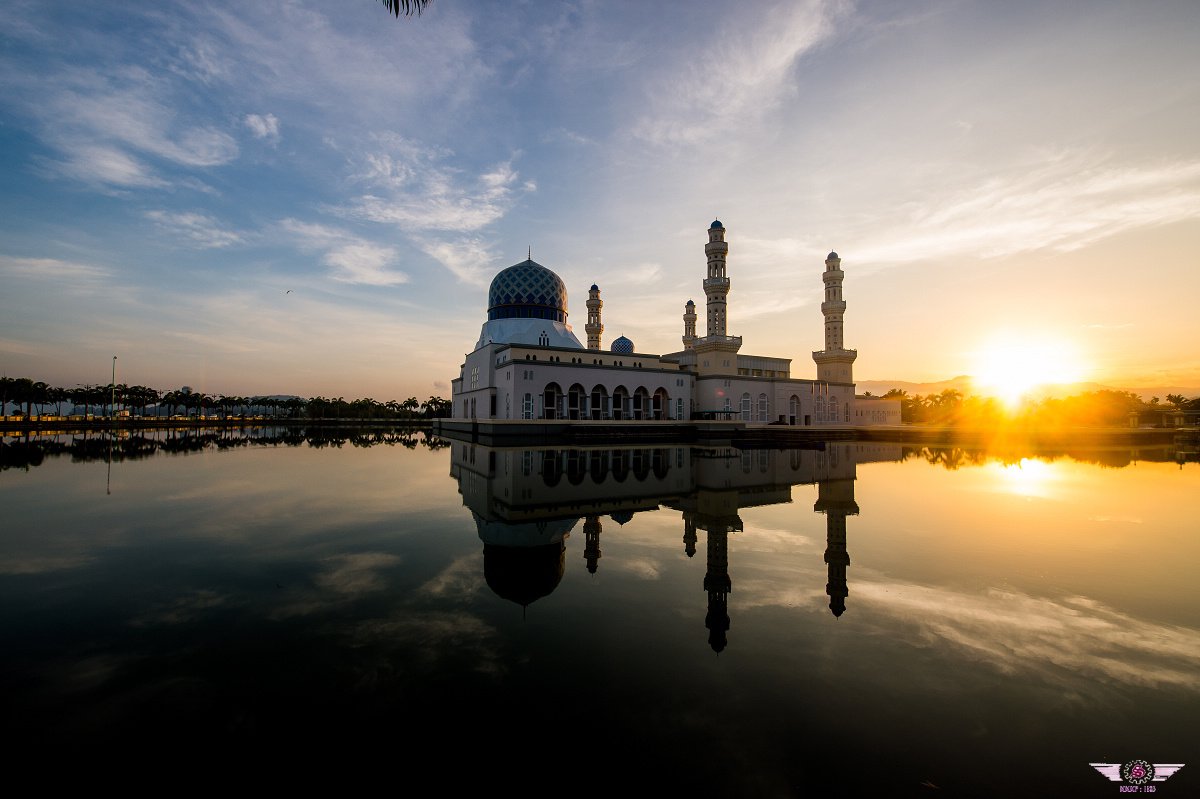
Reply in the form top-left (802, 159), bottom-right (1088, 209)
top-left (1, 428), bottom-right (1196, 795)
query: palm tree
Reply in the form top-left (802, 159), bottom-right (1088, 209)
top-left (49, 386), bottom-right (66, 417)
top-left (380, 0), bottom-right (431, 17)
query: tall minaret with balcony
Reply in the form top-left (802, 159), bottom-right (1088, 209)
top-left (693, 220), bottom-right (741, 375)
top-left (812, 251), bottom-right (857, 384)
top-left (585, 283), bottom-right (603, 351)
top-left (704, 221), bottom-right (730, 337)
top-left (682, 300), bottom-right (697, 350)
top-left (815, 477), bottom-right (859, 618)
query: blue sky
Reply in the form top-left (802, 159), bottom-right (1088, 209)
top-left (1, 0), bottom-right (1198, 399)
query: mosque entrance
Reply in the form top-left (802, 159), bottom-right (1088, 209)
top-left (652, 388), bottom-right (670, 420)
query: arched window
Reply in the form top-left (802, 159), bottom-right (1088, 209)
top-left (758, 393), bottom-right (768, 422)
top-left (612, 386), bottom-right (630, 420)
top-left (567, 384), bottom-right (587, 420)
top-left (542, 383), bottom-right (562, 420)
top-left (590, 385), bottom-right (609, 420)
top-left (740, 392), bottom-right (751, 421)
top-left (789, 395), bottom-right (799, 424)
top-left (522, 393), bottom-right (533, 420)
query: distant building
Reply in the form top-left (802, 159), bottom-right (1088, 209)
top-left (450, 220), bottom-right (898, 426)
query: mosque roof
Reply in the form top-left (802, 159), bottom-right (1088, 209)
top-left (488, 258), bottom-right (568, 316)
top-left (611, 335), bottom-right (634, 355)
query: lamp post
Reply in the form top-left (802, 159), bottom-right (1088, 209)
top-left (111, 356), bottom-right (117, 421)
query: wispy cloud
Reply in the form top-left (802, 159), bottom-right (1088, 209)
top-left (145, 210), bottom-right (244, 248)
top-left (244, 112), bottom-right (280, 143)
top-left (632, 2), bottom-right (840, 146)
top-left (281, 217), bottom-right (409, 286)
top-left (340, 135), bottom-right (533, 233)
top-left (413, 236), bottom-right (495, 287)
top-left (324, 243), bottom-right (407, 286)
top-left (0, 255), bottom-right (111, 281)
top-left (854, 583), bottom-right (1200, 693)
top-left (315, 552), bottom-right (403, 597)
top-left (855, 155), bottom-right (1200, 266)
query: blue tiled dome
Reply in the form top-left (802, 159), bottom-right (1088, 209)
top-left (710, 219), bottom-right (723, 229)
top-left (611, 335), bottom-right (634, 355)
top-left (487, 259), bottom-right (569, 323)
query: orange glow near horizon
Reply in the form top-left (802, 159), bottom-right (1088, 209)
top-left (991, 458), bottom-right (1060, 498)
top-left (971, 334), bottom-right (1088, 405)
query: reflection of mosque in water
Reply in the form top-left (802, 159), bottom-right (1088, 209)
top-left (451, 441), bottom-right (902, 650)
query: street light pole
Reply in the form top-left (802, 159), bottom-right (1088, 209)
top-left (111, 356), bottom-right (117, 420)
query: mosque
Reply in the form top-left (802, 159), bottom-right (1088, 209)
top-left (450, 220), bottom-right (899, 427)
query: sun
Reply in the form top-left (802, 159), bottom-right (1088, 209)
top-left (972, 334), bottom-right (1087, 405)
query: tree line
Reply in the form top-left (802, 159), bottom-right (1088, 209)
top-left (0, 376), bottom-right (453, 420)
top-left (869, 387), bottom-right (1200, 427)
top-left (1, 426), bottom-right (449, 472)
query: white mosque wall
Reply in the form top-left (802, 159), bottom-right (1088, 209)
top-left (853, 398), bottom-right (902, 426)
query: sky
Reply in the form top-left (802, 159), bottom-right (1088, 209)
top-left (1, 0), bottom-right (1198, 400)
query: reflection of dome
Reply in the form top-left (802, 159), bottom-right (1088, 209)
top-left (611, 336), bottom-right (634, 355)
top-left (827, 251), bottom-right (839, 260)
top-left (473, 513), bottom-right (578, 547)
top-left (710, 219), bottom-right (723, 229)
top-left (484, 543), bottom-right (565, 608)
top-left (487, 259), bottom-right (569, 323)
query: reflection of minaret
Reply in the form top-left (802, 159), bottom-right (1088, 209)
top-left (704, 528), bottom-right (732, 652)
top-left (682, 512), bottom-right (698, 558)
top-left (692, 490), bottom-right (741, 652)
top-left (815, 479), bottom-right (859, 618)
top-left (583, 514), bottom-right (602, 574)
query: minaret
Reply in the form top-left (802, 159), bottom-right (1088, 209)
top-left (693, 220), bottom-right (741, 375)
top-left (812, 251), bottom-right (858, 384)
top-left (815, 478), bottom-right (859, 618)
top-left (682, 300), bottom-right (697, 350)
top-left (704, 221), bottom-right (730, 337)
top-left (585, 284), bottom-right (603, 350)
top-left (583, 514), bottom-right (602, 574)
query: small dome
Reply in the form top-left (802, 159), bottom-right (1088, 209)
top-left (487, 258), bottom-right (569, 323)
top-left (827, 251), bottom-right (839, 260)
top-left (685, 299), bottom-right (695, 307)
top-left (590, 283), bottom-right (599, 291)
top-left (710, 219), bottom-right (724, 229)
top-left (611, 335), bottom-right (634, 355)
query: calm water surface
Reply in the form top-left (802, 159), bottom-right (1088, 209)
top-left (2, 429), bottom-right (1197, 795)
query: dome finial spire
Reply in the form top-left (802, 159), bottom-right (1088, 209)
top-left (528, 245), bottom-right (531, 260)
